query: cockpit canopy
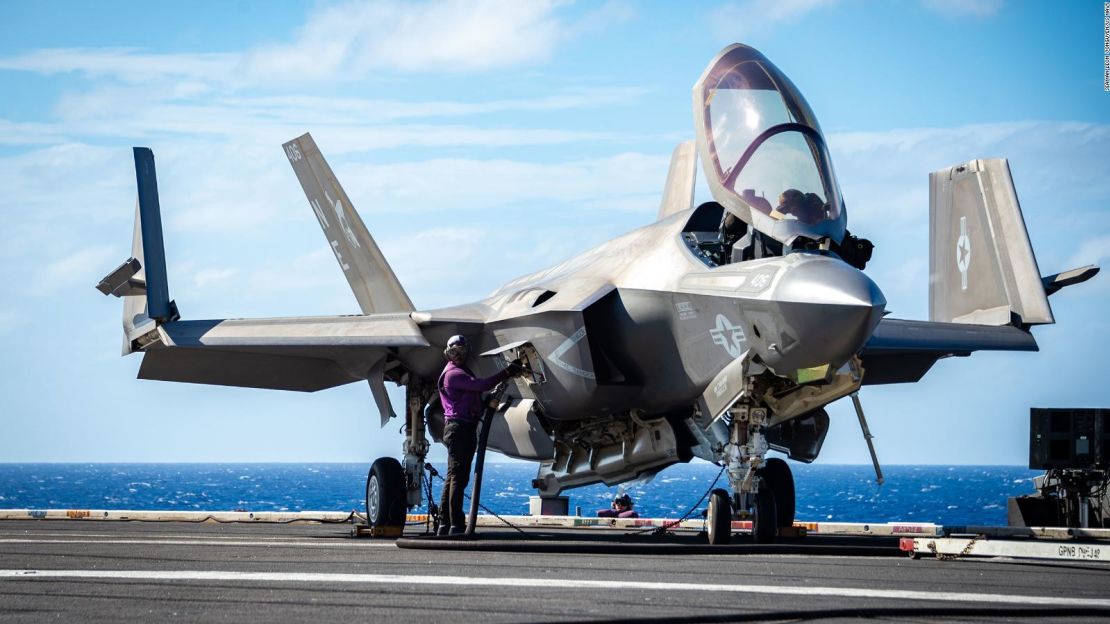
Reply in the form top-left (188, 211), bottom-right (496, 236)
top-left (693, 44), bottom-right (847, 245)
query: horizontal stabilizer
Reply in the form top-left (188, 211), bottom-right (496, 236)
top-left (860, 317), bottom-right (1037, 385)
top-left (1042, 265), bottom-right (1099, 296)
top-left (139, 314), bottom-right (429, 393)
top-left (96, 258), bottom-right (145, 297)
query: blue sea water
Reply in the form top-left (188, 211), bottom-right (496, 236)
top-left (0, 463), bottom-right (1041, 526)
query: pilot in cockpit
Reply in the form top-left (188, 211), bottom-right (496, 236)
top-left (721, 211), bottom-right (747, 262)
top-left (773, 189), bottom-right (826, 225)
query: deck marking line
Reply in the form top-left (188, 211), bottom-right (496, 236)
top-left (0, 532), bottom-right (351, 541)
top-left (0, 539), bottom-right (390, 548)
top-left (1, 570), bottom-right (1109, 608)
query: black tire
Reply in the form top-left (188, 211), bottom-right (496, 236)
top-left (758, 457), bottom-right (795, 528)
top-left (366, 457), bottom-right (407, 528)
top-left (751, 481), bottom-right (778, 543)
top-left (706, 488), bottom-right (732, 545)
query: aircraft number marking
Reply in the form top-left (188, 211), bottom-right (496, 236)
top-left (956, 216), bottom-right (971, 290)
top-left (284, 143), bottom-right (302, 162)
top-left (324, 190), bottom-right (361, 249)
top-left (331, 241), bottom-right (350, 272)
top-left (709, 314), bottom-right (746, 359)
top-left (309, 198), bottom-right (330, 229)
top-left (749, 273), bottom-right (771, 290)
top-left (675, 301), bottom-right (697, 321)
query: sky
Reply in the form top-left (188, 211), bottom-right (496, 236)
top-left (0, 0), bottom-right (1107, 466)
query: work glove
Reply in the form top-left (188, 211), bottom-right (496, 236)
top-left (506, 359), bottom-right (525, 377)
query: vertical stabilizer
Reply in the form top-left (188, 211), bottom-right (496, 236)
top-left (121, 200), bottom-right (151, 354)
top-left (929, 158), bottom-right (1053, 326)
top-left (96, 148), bottom-right (177, 354)
top-left (283, 133), bottom-right (414, 314)
top-left (657, 140), bottom-right (697, 221)
top-left (133, 147), bottom-right (175, 322)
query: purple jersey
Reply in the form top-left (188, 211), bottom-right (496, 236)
top-left (438, 361), bottom-right (509, 423)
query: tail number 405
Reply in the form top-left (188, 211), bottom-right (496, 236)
top-left (285, 143), bottom-right (303, 163)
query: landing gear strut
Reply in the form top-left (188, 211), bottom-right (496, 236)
top-left (365, 379), bottom-right (431, 535)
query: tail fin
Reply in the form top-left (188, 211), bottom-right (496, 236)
top-left (657, 140), bottom-right (697, 221)
top-left (96, 147), bottom-right (178, 354)
top-left (929, 158), bottom-right (1053, 326)
top-left (282, 133), bottom-right (413, 314)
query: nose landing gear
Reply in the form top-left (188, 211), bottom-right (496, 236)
top-left (711, 405), bottom-right (796, 544)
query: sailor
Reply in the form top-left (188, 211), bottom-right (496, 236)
top-left (597, 492), bottom-right (638, 519)
top-left (437, 335), bottom-right (523, 534)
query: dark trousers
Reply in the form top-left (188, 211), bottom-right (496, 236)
top-left (438, 419), bottom-right (478, 530)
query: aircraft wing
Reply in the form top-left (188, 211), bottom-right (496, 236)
top-left (138, 314), bottom-right (429, 392)
top-left (859, 317), bottom-right (1037, 385)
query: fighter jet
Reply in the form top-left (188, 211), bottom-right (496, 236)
top-left (97, 44), bottom-right (1098, 543)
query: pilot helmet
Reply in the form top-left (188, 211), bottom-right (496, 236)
top-left (444, 335), bottom-right (469, 362)
top-left (613, 493), bottom-right (633, 509)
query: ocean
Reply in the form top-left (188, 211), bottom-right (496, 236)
top-left (0, 463), bottom-right (1041, 526)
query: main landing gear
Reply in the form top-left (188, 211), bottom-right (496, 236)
top-left (365, 380), bottom-right (431, 534)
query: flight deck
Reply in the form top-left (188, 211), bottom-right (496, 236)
top-left (2, 514), bottom-right (1108, 622)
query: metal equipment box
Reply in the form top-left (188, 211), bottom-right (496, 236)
top-left (1029, 408), bottom-right (1108, 470)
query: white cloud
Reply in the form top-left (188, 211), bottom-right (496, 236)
top-left (0, 310), bottom-right (22, 335)
top-left (0, 47), bottom-right (237, 84)
top-left (2, 85), bottom-right (641, 151)
top-left (0, 119), bottom-right (69, 146)
top-left (1068, 235), bottom-right (1110, 267)
top-left (244, 0), bottom-right (569, 80)
top-left (920, 0), bottom-right (1004, 18)
top-left (829, 121), bottom-right (1110, 222)
top-left (0, 1), bottom-right (625, 87)
top-left (192, 268), bottom-right (238, 288)
top-left (710, 0), bottom-right (838, 39)
top-left (338, 152), bottom-right (670, 214)
top-left (827, 121), bottom-right (1110, 319)
top-left (213, 88), bottom-right (651, 125)
top-left (31, 245), bottom-right (117, 297)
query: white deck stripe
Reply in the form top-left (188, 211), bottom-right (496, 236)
top-left (0, 538), bottom-right (391, 548)
top-left (1, 569), bottom-right (1108, 608)
top-left (0, 532), bottom-right (340, 541)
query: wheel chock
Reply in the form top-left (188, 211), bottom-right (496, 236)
top-left (352, 524), bottom-right (404, 539)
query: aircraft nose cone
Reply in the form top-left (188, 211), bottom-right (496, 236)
top-left (760, 255), bottom-right (886, 372)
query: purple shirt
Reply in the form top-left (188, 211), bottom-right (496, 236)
top-left (438, 361), bottom-right (509, 423)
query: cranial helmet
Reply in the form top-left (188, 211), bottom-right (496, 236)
top-left (444, 335), bottom-right (469, 362)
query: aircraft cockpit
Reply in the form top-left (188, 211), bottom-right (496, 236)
top-left (692, 44), bottom-right (848, 249)
top-left (681, 201), bottom-right (785, 267)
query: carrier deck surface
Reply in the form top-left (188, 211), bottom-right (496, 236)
top-left (1, 518), bottom-right (1109, 622)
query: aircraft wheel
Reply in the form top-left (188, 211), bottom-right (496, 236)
top-left (751, 480), bottom-right (778, 543)
top-left (758, 458), bottom-right (795, 528)
top-left (366, 457), bottom-right (407, 528)
top-left (706, 488), bottom-right (732, 545)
